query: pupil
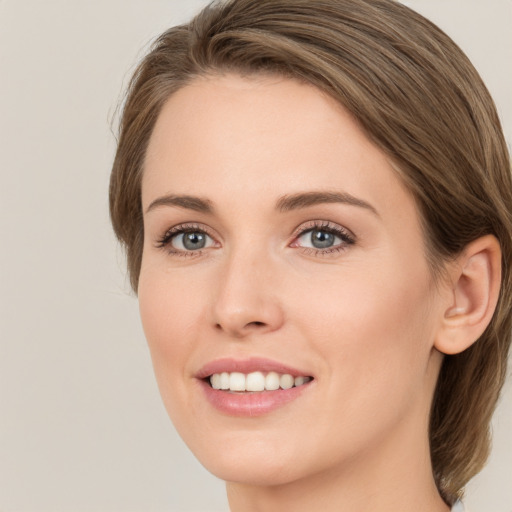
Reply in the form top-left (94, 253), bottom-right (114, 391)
top-left (311, 229), bottom-right (334, 249)
top-left (183, 232), bottom-right (206, 250)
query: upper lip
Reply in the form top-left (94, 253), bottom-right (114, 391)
top-left (195, 357), bottom-right (312, 380)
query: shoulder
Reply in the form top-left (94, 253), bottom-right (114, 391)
top-left (451, 500), bottom-right (467, 512)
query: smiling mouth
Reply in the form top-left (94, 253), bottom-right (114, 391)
top-left (207, 371), bottom-right (313, 392)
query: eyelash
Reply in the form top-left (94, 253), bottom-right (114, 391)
top-left (290, 220), bottom-right (355, 256)
top-left (155, 223), bottom-right (217, 258)
top-left (155, 220), bottom-right (356, 258)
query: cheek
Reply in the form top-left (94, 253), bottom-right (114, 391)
top-left (138, 258), bottom-right (205, 342)
top-left (137, 268), bottom-right (202, 403)
top-left (292, 256), bottom-right (436, 400)
top-left (299, 259), bottom-right (431, 332)
top-left (275, 260), bottom-right (438, 468)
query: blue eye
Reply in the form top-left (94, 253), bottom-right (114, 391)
top-left (299, 229), bottom-right (340, 249)
top-left (293, 222), bottom-right (355, 253)
top-left (170, 230), bottom-right (215, 251)
top-left (297, 228), bottom-right (342, 249)
top-left (156, 221), bottom-right (354, 257)
top-left (156, 223), bottom-right (217, 256)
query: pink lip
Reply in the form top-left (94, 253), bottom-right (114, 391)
top-left (195, 357), bottom-right (311, 379)
top-left (195, 357), bottom-right (314, 417)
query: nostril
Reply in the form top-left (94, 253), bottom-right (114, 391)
top-left (214, 320), bottom-right (267, 336)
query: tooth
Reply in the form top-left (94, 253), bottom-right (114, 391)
top-left (211, 371), bottom-right (310, 392)
top-left (246, 371), bottom-right (265, 391)
top-left (220, 372), bottom-right (230, 390)
top-left (210, 373), bottom-right (221, 389)
top-left (280, 374), bottom-right (294, 390)
top-left (265, 371), bottom-right (280, 391)
top-left (294, 376), bottom-right (306, 387)
top-left (229, 372), bottom-right (246, 391)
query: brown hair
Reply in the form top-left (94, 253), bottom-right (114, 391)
top-left (109, 0), bottom-right (512, 502)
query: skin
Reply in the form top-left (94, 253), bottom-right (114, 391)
top-left (139, 74), bottom-right (453, 512)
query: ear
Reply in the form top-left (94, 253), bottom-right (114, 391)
top-left (435, 235), bottom-right (502, 355)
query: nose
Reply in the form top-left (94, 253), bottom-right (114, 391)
top-left (212, 247), bottom-right (285, 339)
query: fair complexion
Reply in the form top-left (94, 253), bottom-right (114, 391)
top-left (139, 74), bottom-right (457, 512)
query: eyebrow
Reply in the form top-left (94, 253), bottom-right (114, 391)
top-left (276, 191), bottom-right (379, 216)
top-left (146, 194), bottom-right (214, 214)
top-left (145, 190), bottom-right (378, 216)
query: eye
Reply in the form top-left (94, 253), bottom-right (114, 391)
top-left (298, 228), bottom-right (341, 249)
top-left (171, 230), bottom-right (214, 251)
top-left (156, 223), bottom-right (217, 255)
top-left (292, 221), bottom-right (355, 254)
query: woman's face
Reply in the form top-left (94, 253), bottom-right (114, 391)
top-left (139, 74), bottom-right (446, 485)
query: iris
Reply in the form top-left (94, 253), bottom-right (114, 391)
top-left (182, 232), bottom-right (207, 250)
top-left (310, 229), bottom-right (336, 249)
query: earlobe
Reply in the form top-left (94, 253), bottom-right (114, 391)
top-left (435, 235), bottom-right (502, 355)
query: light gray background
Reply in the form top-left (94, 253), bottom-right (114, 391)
top-left (0, 1), bottom-right (510, 511)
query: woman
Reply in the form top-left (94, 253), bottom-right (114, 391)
top-left (109, 0), bottom-right (512, 510)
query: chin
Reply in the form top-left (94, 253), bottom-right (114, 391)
top-left (201, 453), bottom-right (304, 487)
top-left (184, 429), bottom-right (311, 486)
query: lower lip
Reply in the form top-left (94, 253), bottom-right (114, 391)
top-left (198, 379), bottom-right (312, 417)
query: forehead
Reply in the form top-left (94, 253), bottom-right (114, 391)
top-left (142, 73), bottom-right (414, 223)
